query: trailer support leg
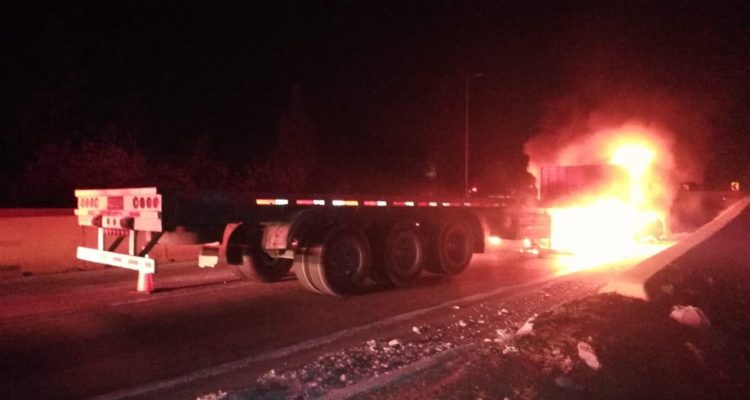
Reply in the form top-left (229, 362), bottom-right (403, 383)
top-left (137, 271), bottom-right (154, 293)
top-left (127, 230), bottom-right (155, 293)
top-left (97, 227), bottom-right (105, 250)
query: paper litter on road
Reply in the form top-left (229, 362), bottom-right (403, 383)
top-left (670, 305), bottom-right (710, 328)
top-left (577, 341), bottom-right (602, 370)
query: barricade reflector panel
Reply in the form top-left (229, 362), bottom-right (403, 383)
top-left (77, 247), bottom-right (155, 274)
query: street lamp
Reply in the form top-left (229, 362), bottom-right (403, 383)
top-left (465, 72), bottom-right (483, 197)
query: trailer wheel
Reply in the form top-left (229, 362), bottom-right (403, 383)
top-left (228, 245), bottom-right (293, 282)
top-left (372, 223), bottom-right (424, 287)
top-left (229, 248), bottom-right (293, 282)
top-left (226, 226), bottom-right (293, 282)
top-left (427, 220), bottom-right (473, 275)
top-left (295, 227), bottom-right (371, 296)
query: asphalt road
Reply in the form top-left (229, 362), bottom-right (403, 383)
top-left (0, 249), bottom-right (635, 400)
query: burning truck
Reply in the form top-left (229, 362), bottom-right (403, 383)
top-left (529, 128), bottom-right (676, 271)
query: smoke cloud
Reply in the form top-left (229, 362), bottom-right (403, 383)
top-left (524, 3), bottom-right (736, 189)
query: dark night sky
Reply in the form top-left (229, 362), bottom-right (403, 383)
top-left (2, 1), bottom-right (750, 198)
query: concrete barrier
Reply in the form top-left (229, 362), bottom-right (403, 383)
top-left (0, 209), bottom-right (200, 277)
top-left (600, 197), bottom-right (750, 300)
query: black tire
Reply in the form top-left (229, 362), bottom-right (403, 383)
top-left (294, 246), bottom-right (322, 294)
top-left (427, 220), bottom-right (474, 275)
top-left (295, 227), bottom-right (371, 296)
top-left (372, 223), bottom-right (424, 287)
top-left (227, 227), bottom-right (293, 282)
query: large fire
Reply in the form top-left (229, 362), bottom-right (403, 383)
top-left (538, 125), bottom-right (675, 273)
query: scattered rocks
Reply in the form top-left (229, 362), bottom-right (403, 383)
top-left (244, 270), bottom-right (616, 399)
top-left (253, 335), bottom-right (461, 398)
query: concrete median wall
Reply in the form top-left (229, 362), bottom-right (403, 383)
top-left (0, 209), bottom-right (200, 278)
top-left (601, 196), bottom-right (750, 299)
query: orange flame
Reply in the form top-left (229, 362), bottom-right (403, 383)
top-left (539, 124), bottom-right (674, 273)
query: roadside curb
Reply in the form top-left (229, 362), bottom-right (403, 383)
top-left (600, 196), bottom-right (750, 300)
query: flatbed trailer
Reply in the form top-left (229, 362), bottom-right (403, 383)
top-left (74, 187), bottom-right (550, 295)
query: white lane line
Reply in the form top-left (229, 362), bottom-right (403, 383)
top-left (90, 274), bottom-right (568, 400)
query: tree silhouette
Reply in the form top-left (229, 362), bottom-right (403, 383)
top-left (248, 84), bottom-right (319, 192)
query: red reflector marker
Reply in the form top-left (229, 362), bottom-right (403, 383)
top-left (133, 197), bottom-right (139, 209)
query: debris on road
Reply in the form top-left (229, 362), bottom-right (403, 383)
top-left (196, 390), bottom-right (227, 400)
top-left (515, 315), bottom-right (535, 336)
top-left (576, 341), bottom-right (601, 370)
top-left (205, 205), bottom-right (750, 400)
top-left (227, 277), bottom-right (607, 399)
top-left (669, 305), bottom-right (710, 328)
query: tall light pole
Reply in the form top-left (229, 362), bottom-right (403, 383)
top-left (465, 73), bottom-right (483, 197)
